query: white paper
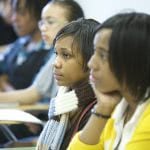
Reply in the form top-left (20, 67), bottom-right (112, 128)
top-left (0, 109), bottom-right (43, 124)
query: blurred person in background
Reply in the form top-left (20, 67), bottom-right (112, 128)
top-left (0, 0), bottom-right (17, 50)
top-left (0, 0), bottom-right (84, 105)
top-left (0, 0), bottom-right (49, 92)
top-left (0, 0), bottom-right (85, 147)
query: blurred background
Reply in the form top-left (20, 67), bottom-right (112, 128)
top-left (76, 0), bottom-right (150, 22)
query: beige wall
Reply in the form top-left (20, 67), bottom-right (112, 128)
top-left (75, 0), bottom-right (150, 22)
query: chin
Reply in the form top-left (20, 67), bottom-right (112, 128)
top-left (15, 32), bottom-right (25, 37)
top-left (56, 81), bottom-right (65, 86)
top-left (92, 84), bottom-right (106, 93)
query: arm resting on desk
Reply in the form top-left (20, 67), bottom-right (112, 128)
top-left (0, 86), bottom-right (41, 105)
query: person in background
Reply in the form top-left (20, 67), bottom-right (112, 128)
top-left (0, 0), bottom-right (49, 91)
top-left (68, 12), bottom-right (150, 150)
top-left (0, 0), bottom-right (49, 146)
top-left (0, 0), bottom-right (85, 147)
top-left (36, 18), bottom-right (100, 150)
top-left (0, 0), bottom-right (17, 47)
top-left (0, 0), bottom-right (84, 105)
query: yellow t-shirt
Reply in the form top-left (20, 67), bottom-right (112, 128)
top-left (68, 99), bottom-right (150, 150)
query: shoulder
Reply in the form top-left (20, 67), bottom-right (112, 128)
top-left (131, 99), bottom-right (150, 143)
top-left (136, 100), bottom-right (150, 130)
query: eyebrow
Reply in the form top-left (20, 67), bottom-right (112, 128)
top-left (60, 48), bottom-right (69, 51)
top-left (42, 16), bottom-right (53, 20)
top-left (55, 47), bottom-right (70, 52)
top-left (59, 47), bottom-right (74, 54)
top-left (95, 46), bottom-right (108, 52)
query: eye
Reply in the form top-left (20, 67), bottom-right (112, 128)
top-left (100, 51), bottom-right (107, 60)
top-left (97, 49), bottom-right (108, 61)
top-left (62, 52), bottom-right (71, 59)
top-left (47, 20), bottom-right (55, 25)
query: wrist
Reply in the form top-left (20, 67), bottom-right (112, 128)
top-left (91, 107), bottom-right (111, 119)
top-left (94, 103), bottom-right (114, 116)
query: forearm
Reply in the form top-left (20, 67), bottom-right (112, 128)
top-left (0, 86), bottom-right (41, 105)
top-left (79, 103), bottom-right (113, 145)
top-left (79, 115), bottom-right (108, 144)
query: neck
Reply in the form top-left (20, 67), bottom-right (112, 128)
top-left (124, 103), bottom-right (136, 125)
top-left (73, 79), bottom-right (96, 107)
top-left (121, 87), bottom-right (139, 110)
top-left (121, 90), bottom-right (139, 123)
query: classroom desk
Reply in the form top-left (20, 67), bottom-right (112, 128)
top-left (0, 104), bottom-right (47, 149)
top-left (0, 121), bottom-right (19, 124)
top-left (0, 103), bottom-right (49, 124)
top-left (0, 103), bottom-right (49, 112)
top-left (0, 109), bottom-right (44, 125)
top-left (0, 147), bottom-right (35, 150)
top-left (0, 102), bottom-right (49, 125)
top-left (19, 103), bottom-right (49, 112)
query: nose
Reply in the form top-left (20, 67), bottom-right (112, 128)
top-left (38, 21), bottom-right (48, 32)
top-left (11, 12), bottom-right (17, 23)
top-left (54, 56), bottom-right (62, 69)
top-left (88, 54), bottom-right (97, 70)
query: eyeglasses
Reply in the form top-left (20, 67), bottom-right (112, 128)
top-left (38, 18), bottom-right (67, 29)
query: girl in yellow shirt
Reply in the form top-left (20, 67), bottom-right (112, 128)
top-left (68, 12), bottom-right (150, 150)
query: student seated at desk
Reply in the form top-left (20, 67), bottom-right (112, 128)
top-left (0, 0), bottom-right (85, 148)
top-left (0, 0), bottom-right (48, 91)
top-left (36, 18), bottom-right (100, 150)
top-left (0, 0), bottom-right (84, 105)
top-left (0, 0), bottom-right (17, 47)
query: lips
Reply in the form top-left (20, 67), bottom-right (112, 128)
top-left (42, 34), bottom-right (49, 41)
top-left (89, 72), bottom-right (97, 83)
top-left (54, 71), bottom-right (63, 81)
